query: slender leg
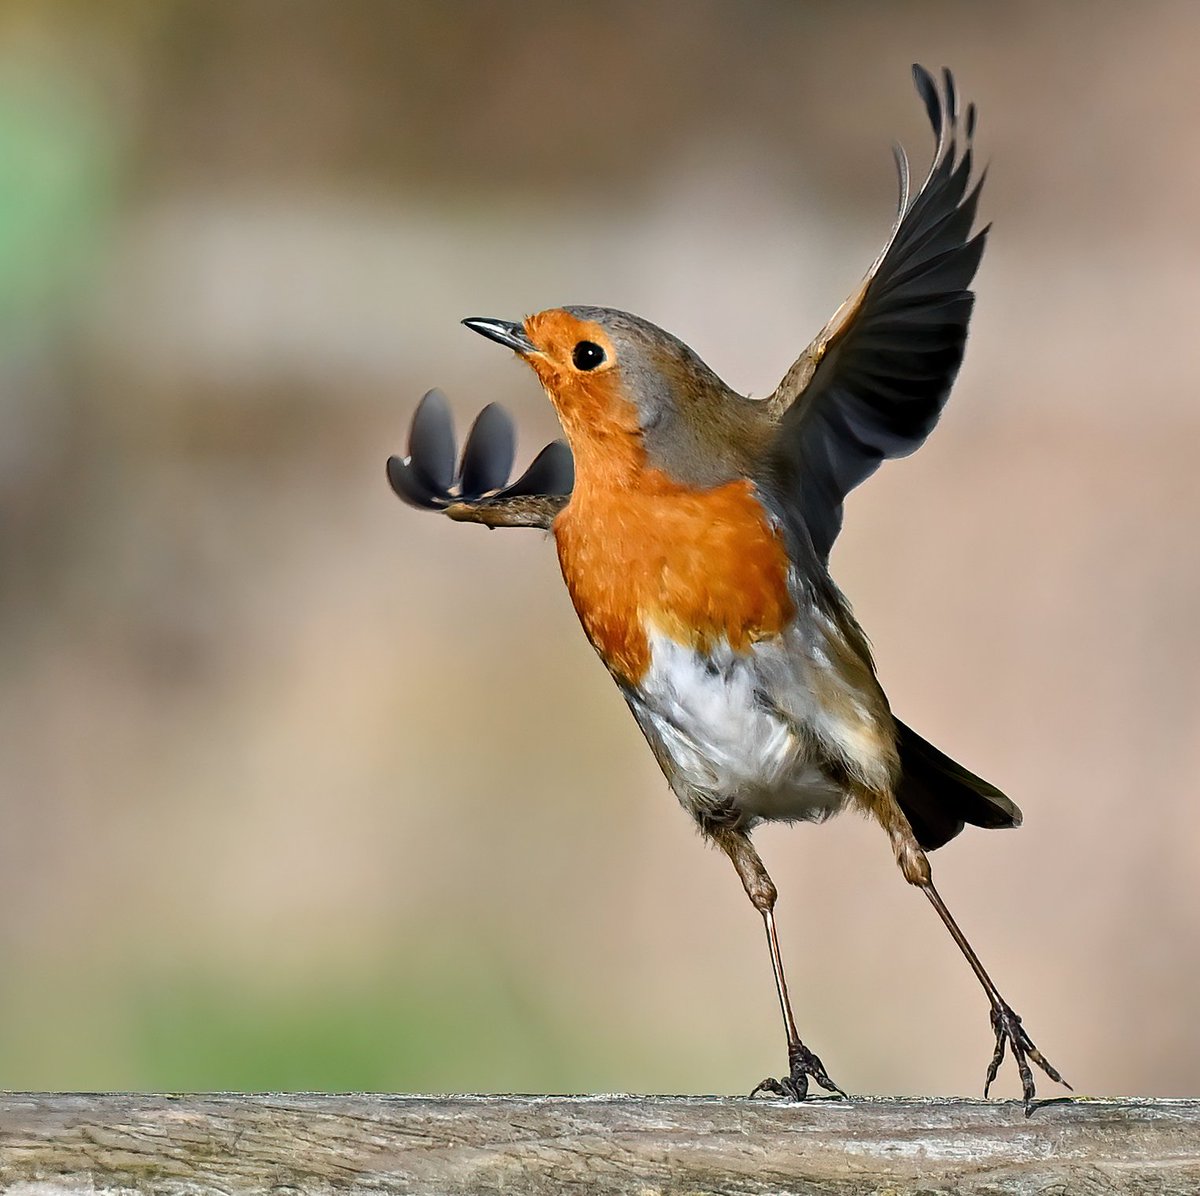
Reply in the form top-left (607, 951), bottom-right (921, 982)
top-left (878, 800), bottom-right (1069, 1115)
top-left (922, 880), bottom-right (1069, 1109)
top-left (711, 827), bottom-right (846, 1101)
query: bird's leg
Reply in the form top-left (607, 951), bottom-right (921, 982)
top-left (877, 798), bottom-right (1069, 1115)
top-left (710, 827), bottom-right (846, 1101)
top-left (921, 879), bottom-right (1070, 1112)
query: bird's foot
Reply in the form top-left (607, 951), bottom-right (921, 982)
top-left (750, 1042), bottom-right (847, 1101)
top-left (985, 1001), bottom-right (1071, 1116)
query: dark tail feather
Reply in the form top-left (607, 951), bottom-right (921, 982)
top-left (895, 720), bottom-right (1022, 851)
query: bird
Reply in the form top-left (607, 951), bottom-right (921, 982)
top-left (388, 65), bottom-right (1068, 1114)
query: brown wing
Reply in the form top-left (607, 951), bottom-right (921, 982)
top-left (387, 390), bottom-right (573, 530)
top-left (763, 65), bottom-right (987, 561)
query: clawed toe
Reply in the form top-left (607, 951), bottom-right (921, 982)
top-left (985, 1002), bottom-right (1071, 1116)
top-left (749, 1075), bottom-right (798, 1100)
top-left (749, 1043), bottom-right (847, 1101)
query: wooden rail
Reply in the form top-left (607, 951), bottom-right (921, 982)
top-left (0, 1094), bottom-right (1197, 1194)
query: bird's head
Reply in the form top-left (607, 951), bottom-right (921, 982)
top-left (463, 306), bottom-right (764, 491)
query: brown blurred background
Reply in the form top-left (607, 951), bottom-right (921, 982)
top-left (1, 0), bottom-right (1197, 1098)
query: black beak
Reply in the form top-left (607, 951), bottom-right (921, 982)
top-left (462, 317), bottom-right (537, 355)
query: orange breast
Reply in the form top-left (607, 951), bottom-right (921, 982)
top-left (553, 472), bottom-right (795, 685)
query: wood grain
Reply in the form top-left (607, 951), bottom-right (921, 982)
top-left (1, 1094), bottom-right (1197, 1195)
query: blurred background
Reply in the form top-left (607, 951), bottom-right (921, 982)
top-left (1, 0), bottom-right (1197, 1098)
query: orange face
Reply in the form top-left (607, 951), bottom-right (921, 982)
top-left (518, 309), bottom-right (645, 485)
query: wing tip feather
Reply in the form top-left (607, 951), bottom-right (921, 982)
top-left (389, 394), bottom-right (574, 517)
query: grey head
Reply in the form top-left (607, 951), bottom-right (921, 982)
top-left (562, 305), bottom-right (770, 489)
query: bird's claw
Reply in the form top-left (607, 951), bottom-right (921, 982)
top-left (750, 1042), bottom-right (847, 1101)
top-left (984, 1001), bottom-right (1071, 1116)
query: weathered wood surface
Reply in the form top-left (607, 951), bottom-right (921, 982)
top-left (0, 1093), bottom-right (1197, 1195)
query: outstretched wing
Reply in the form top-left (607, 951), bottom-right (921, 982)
top-left (387, 390), bottom-right (573, 529)
top-left (764, 65), bottom-right (987, 561)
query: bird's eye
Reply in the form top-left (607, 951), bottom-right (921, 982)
top-left (572, 340), bottom-right (606, 371)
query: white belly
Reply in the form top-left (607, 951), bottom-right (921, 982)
top-left (627, 627), bottom-right (847, 826)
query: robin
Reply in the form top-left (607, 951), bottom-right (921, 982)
top-left (388, 65), bottom-right (1068, 1113)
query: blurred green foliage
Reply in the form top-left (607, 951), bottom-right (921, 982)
top-left (0, 953), bottom-right (594, 1092)
top-left (0, 75), bottom-right (116, 342)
